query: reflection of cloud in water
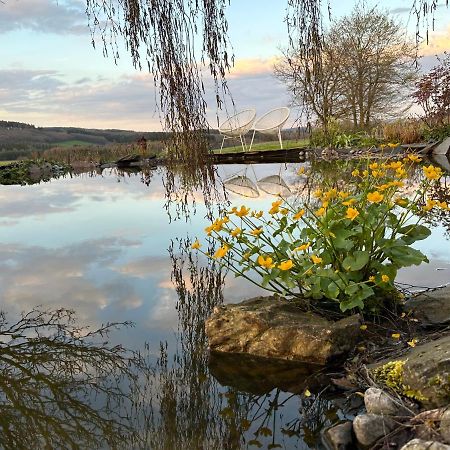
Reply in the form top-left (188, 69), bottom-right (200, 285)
top-left (0, 238), bottom-right (143, 324)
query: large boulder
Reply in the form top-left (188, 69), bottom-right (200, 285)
top-left (405, 287), bottom-right (450, 325)
top-left (402, 336), bottom-right (450, 408)
top-left (364, 387), bottom-right (406, 416)
top-left (205, 296), bottom-right (361, 365)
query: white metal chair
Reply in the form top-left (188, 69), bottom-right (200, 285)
top-left (218, 109), bottom-right (256, 152)
top-left (249, 107), bottom-right (291, 150)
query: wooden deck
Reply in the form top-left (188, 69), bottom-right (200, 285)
top-left (210, 147), bottom-right (308, 164)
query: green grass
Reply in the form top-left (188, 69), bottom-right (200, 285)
top-left (212, 139), bottom-right (309, 154)
top-left (54, 140), bottom-right (94, 148)
top-left (0, 160), bottom-right (16, 166)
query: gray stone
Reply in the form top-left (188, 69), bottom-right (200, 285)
top-left (353, 414), bottom-right (396, 447)
top-left (205, 296), bottom-right (361, 365)
top-left (402, 336), bottom-right (450, 408)
top-left (431, 154), bottom-right (450, 172)
top-left (322, 421), bottom-right (353, 450)
top-left (433, 137), bottom-right (450, 155)
top-left (400, 439), bottom-right (450, 450)
top-left (406, 287), bottom-right (450, 325)
top-left (365, 387), bottom-right (403, 416)
top-left (440, 408), bottom-right (450, 444)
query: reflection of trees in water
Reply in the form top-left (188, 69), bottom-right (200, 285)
top-left (0, 308), bottom-right (149, 449)
top-left (423, 174), bottom-right (450, 238)
top-left (163, 162), bottom-right (229, 222)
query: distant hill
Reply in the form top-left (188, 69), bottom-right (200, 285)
top-left (0, 121), bottom-right (169, 160)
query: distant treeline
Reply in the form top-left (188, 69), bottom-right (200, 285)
top-left (0, 121), bottom-right (36, 129)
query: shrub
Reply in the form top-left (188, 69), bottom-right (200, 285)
top-left (382, 119), bottom-right (426, 144)
top-left (192, 157), bottom-right (447, 314)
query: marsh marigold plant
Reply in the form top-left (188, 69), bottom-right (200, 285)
top-left (193, 157), bottom-right (447, 313)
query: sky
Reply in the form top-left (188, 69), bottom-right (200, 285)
top-left (1, 0), bottom-right (450, 131)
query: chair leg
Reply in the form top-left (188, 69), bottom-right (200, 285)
top-left (278, 128), bottom-right (283, 149)
top-left (240, 135), bottom-right (246, 152)
top-left (220, 136), bottom-right (225, 153)
top-left (249, 130), bottom-right (256, 151)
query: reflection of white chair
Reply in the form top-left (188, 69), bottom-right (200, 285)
top-left (219, 109), bottom-right (256, 152)
top-left (249, 107), bottom-right (290, 150)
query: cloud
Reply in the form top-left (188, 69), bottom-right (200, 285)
top-left (0, 0), bottom-right (87, 35)
top-left (419, 25), bottom-right (450, 56)
top-left (228, 57), bottom-right (280, 78)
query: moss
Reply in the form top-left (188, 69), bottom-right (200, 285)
top-left (372, 360), bottom-right (428, 402)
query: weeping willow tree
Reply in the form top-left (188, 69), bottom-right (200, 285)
top-left (84, 0), bottom-right (448, 164)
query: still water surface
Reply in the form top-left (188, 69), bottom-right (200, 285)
top-left (0, 160), bottom-right (449, 449)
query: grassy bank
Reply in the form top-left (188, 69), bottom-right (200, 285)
top-left (212, 139), bottom-right (309, 154)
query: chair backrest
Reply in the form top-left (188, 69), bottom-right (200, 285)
top-left (219, 109), bottom-right (256, 134)
top-left (253, 107), bottom-right (290, 132)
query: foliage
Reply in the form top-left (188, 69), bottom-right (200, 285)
top-left (422, 123), bottom-right (450, 141)
top-left (413, 53), bottom-right (450, 127)
top-left (382, 119), bottom-right (427, 145)
top-left (372, 360), bottom-right (428, 401)
top-left (192, 157), bottom-right (448, 314)
top-left (276, 4), bottom-right (418, 130)
top-left (310, 120), bottom-right (379, 148)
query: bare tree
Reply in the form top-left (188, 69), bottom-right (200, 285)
top-left (276, 5), bottom-right (418, 130)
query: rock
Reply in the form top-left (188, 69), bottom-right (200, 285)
top-left (205, 296), bottom-right (361, 365)
top-left (402, 336), bottom-right (450, 407)
top-left (353, 413), bottom-right (396, 447)
top-left (431, 155), bottom-right (450, 173)
top-left (322, 421), bottom-right (353, 450)
top-left (400, 439), bottom-right (450, 450)
top-left (365, 387), bottom-right (404, 416)
top-left (433, 137), bottom-right (450, 155)
top-left (405, 286), bottom-right (450, 325)
top-left (440, 408), bottom-right (450, 443)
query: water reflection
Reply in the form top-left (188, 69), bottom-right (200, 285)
top-left (0, 156), bottom-right (448, 449)
top-left (0, 308), bottom-right (147, 449)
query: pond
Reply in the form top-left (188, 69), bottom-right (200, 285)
top-left (0, 158), bottom-right (449, 449)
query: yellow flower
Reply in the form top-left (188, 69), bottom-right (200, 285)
top-left (191, 239), bottom-right (201, 250)
top-left (407, 154), bottom-right (422, 163)
top-left (269, 199), bottom-right (283, 215)
top-left (391, 333), bottom-right (401, 339)
top-left (368, 276), bottom-right (375, 283)
top-left (258, 255), bottom-right (275, 269)
top-left (304, 389), bottom-right (312, 397)
top-left (360, 324), bottom-right (368, 331)
top-left (395, 197), bottom-right (408, 207)
top-left (213, 245), bottom-right (229, 259)
top-left (251, 228), bottom-right (263, 237)
top-left (438, 201), bottom-right (449, 210)
top-left (243, 252), bottom-right (250, 261)
top-left (314, 189), bottom-right (323, 198)
top-left (423, 165), bottom-right (443, 180)
top-left (280, 208), bottom-right (289, 215)
top-left (369, 162), bottom-right (378, 170)
top-left (324, 189), bottom-right (337, 200)
top-left (231, 227), bottom-right (242, 237)
top-left (423, 199), bottom-right (437, 212)
top-left (293, 209), bottom-right (305, 220)
top-left (315, 207), bottom-right (326, 217)
top-left (381, 274), bottom-right (390, 283)
top-left (380, 143), bottom-right (387, 149)
top-left (205, 225), bottom-right (214, 236)
top-left (311, 254), bottom-right (323, 264)
top-left (278, 260), bottom-right (294, 271)
top-left (338, 191), bottom-right (349, 199)
top-left (367, 191), bottom-right (384, 203)
top-left (372, 170), bottom-right (383, 178)
top-left (234, 206), bottom-right (250, 217)
top-left (322, 200), bottom-right (329, 209)
top-left (252, 210), bottom-right (264, 218)
top-left (352, 169), bottom-right (360, 177)
top-left (342, 198), bottom-right (356, 206)
top-left (377, 183), bottom-right (390, 191)
top-left (346, 207), bottom-right (359, 221)
top-left (294, 242), bottom-right (310, 252)
top-left (407, 338), bottom-right (418, 348)
top-left (298, 167), bottom-right (306, 175)
top-left (389, 161), bottom-right (403, 170)
top-left (362, 170), bottom-right (369, 177)
top-left (395, 167), bottom-right (406, 178)
top-left (388, 142), bottom-right (399, 148)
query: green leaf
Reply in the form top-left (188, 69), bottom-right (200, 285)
top-left (385, 245), bottom-right (428, 267)
top-left (342, 251), bottom-right (370, 271)
top-left (398, 224), bottom-right (431, 244)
